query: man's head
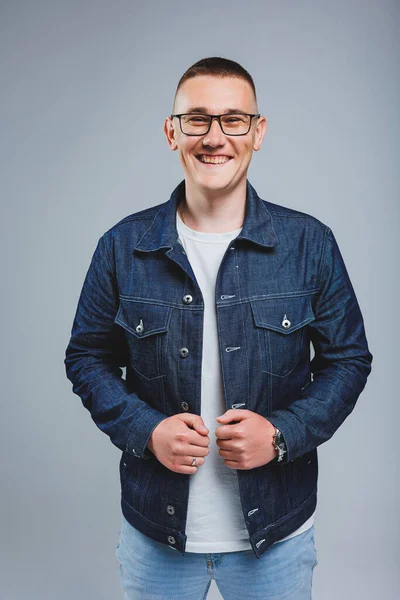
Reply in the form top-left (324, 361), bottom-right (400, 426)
top-left (164, 57), bottom-right (267, 196)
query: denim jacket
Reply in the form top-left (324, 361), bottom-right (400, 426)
top-left (64, 179), bottom-right (373, 558)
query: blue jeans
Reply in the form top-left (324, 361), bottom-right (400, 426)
top-left (115, 514), bottom-right (318, 599)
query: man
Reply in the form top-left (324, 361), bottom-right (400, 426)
top-left (65, 57), bottom-right (373, 599)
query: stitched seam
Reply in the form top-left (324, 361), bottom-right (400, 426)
top-left (236, 246), bottom-right (250, 409)
top-left (316, 227), bottom-right (331, 291)
top-left (133, 205), bottom-right (165, 248)
top-left (100, 233), bottom-right (113, 274)
top-left (118, 290), bottom-right (319, 308)
top-left (106, 213), bottom-right (159, 233)
top-left (218, 289), bottom-right (319, 307)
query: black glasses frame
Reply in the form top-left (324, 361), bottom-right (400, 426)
top-left (170, 113), bottom-right (261, 136)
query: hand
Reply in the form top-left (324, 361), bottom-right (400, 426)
top-left (215, 409), bottom-right (278, 470)
top-left (147, 414), bottom-right (210, 474)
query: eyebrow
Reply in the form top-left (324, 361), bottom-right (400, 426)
top-left (184, 106), bottom-right (250, 115)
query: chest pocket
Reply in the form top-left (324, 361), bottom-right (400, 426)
top-left (250, 295), bottom-right (315, 377)
top-left (114, 298), bottom-right (172, 380)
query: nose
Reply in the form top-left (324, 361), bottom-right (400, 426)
top-left (202, 117), bottom-right (225, 146)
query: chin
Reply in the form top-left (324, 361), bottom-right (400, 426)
top-left (200, 180), bottom-right (232, 193)
top-left (196, 173), bottom-right (234, 188)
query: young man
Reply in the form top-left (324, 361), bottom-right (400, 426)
top-left (65, 57), bottom-right (373, 599)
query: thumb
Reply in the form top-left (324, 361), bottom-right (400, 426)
top-left (216, 414), bottom-right (228, 421)
top-left (216, 411), bottom-right (234, 421)
top-left (194, 418), bottom-right (209, 433)
top-left (180, 413), bottom-right (208, 433)
top-left (217, 409), bottom-right (246, 422)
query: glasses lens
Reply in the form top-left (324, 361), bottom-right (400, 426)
top-left (180, 114), bottom-right (251, 135)
top-left (181, 115), bottom-right (210, 135)
top-left (220, 114), bottom-right (251, 134)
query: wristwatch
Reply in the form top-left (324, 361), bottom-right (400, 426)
top-left (272, 427), bottom-right (287, 463)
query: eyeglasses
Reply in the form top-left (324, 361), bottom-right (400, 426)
top-left (170, 113), bottom-right (261, 136)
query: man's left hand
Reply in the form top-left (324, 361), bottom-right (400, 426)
top-left (215, 409), bottom-right (278, 469)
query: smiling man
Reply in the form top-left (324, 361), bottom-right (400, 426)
top-left (65, 57), bottom-right (373, 599)
top-left (165, 73), bottom-right (266, 220)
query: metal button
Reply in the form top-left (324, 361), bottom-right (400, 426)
top-left (181, 401), bottom-right (189, 411)
top-left (183, 294), bottom-right (193, 304)
top-left (167, 505), bottom-right (175, 515)
top-left (282, 314), bottom-right (291, 329)
top-left (135, 319), bottom-right (144, 334)
top-left (179, 347), bottom-right (189, 358)
top-left (168, 536), bottom-right (176, 544)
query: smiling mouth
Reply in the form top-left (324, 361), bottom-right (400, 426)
top-left (196, 155), bottom-right (233, 165)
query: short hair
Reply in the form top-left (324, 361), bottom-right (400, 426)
top-left (172, 56), bottom-right (257, 111)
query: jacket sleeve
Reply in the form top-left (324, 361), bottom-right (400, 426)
top-left (64, 232), bottom-right (169, 459)
top-left (267, 226), bottom-right (373, 463)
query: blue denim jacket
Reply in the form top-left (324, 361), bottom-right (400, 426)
top-left (64, 179), bottom-right (373, 558)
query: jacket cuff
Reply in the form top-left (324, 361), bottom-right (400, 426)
top-left (267, 412), bottom-right (300, 464)
top-left (125, 410), bottom-right (169, 460)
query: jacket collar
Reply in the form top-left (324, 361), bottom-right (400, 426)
top-left (134, 179), bottom-right (279, 252)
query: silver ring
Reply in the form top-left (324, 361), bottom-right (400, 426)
top-left (191, 457), bottom-right (197, 466)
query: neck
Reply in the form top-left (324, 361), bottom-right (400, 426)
top-left (178, 179), bottom-right (246, 233)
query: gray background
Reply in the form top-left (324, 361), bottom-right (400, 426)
top-left (1, 1), bottom-right (398, 598)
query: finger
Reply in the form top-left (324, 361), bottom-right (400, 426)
top-left (215, 426), bottom-right (234, 440)
top-left (188, 432), bottom-right (210, 447)
top-left (186, 456), bottom-right (205, 467)
top-left (217, 409), bottom-right (249, 422)
top-left (187, 444), bottom-right (210, 458)
top-left (222, 459), bottom-right (239, 469)
top-left (176, 464), bottom-right (199, 474)
top-left (215, 439), bottom-right (230, 449)
top-left (218, 448), bottom-right (236, 459)
top-left (173, 455), bottom-right (205, 474)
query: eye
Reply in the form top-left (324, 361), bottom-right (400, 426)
top-left (224, 116), bottom-right (246, 123)
top-left (188, 116), bottom-right (209, 123)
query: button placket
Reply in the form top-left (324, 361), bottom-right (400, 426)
top-left (180, 295), bottom-right (193, 360)
top-left (221, 293), bottom-right (241, 357)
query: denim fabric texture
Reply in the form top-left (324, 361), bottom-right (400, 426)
top-left (64, 178), bottom-right (373, 559)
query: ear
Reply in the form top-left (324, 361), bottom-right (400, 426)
top-left (164, 117), bottom-right (179, 151)
top-left (253, 116), bottom-right (268, 152)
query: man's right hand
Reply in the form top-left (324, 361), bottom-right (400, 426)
top-left (146, 414), bottom-right (210, 474)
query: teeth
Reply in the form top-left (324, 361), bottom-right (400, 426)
top-left (199, 155), bottom-right (230, 164)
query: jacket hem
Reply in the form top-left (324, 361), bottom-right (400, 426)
top-left (121, 498), bottom-right (187, 555)
top-left (121, 486), bottom-right (317, 559)
top-left (250, 487), bottom-right (318, 558)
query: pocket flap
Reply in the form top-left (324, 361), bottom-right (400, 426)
top-left (250, 295), bottom-right (315, 335)
top-left (114, 299), bottom-right (171, 338)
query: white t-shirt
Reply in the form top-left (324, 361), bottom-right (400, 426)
top-left (177, 210), bottom-right (315, 553)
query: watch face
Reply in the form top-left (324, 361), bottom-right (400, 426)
top-left (276, 433), bottom-right (286, 452)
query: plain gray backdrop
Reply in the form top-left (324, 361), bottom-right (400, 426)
top-left (1, 1), bottom-right (398, 598)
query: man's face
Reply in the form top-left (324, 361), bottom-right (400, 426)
top-left (164, 75), bottom-right (267, 195)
